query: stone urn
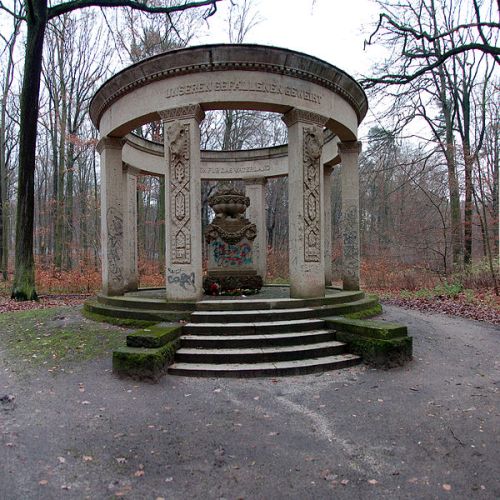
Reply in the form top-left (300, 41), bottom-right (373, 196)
top-left (209, 188), bottom-right (250, 220)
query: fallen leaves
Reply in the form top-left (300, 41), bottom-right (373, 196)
top-left (381, 294), bottom-right (500, 324)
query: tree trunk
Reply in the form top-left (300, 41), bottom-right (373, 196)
top-left (12, 1), bottom-right (48, 300)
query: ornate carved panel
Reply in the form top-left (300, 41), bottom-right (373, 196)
top-left (303, 126), bottom-right (323, 262)
top-left (106, 206), bottom-right (124, 281)
top-left (166, 120), bottom-right (192, 264)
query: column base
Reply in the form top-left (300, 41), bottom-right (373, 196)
top-left (290, 281), bottom-right (325, 299)
top-left (342, 277), bottom-right (360, 291)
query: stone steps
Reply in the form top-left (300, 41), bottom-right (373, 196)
top-left (189, 297), bottom-right (378, 324)
top-left (168, 354), bottom-right (361, 378)
top-left (180, 329), bottom-right (337, 348)
top-left (195, 290), bottom-right (365, 311)
top-left (190, 307), bottom-right (316, 323)
top-left (86, 288), bottom-right (378, 324)
top-left (176, 340), bottom-right (347, 363)
top-left (84, 300), bottom-right (192, 322)
top-left (169, 313), bottom-right (362, 377)
top-left (97, 293), bottom-right (196, 311)
top-left (182, 318), bottom-right (326, 335)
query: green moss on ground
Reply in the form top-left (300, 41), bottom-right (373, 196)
top-left (0, 307), bottom-right (129, 373)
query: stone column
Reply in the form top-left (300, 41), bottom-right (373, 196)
top-left (244, 178), bottom-right (267, 280)
top-left (338, 141), bottom-right (362, 291)
top-left (123, 166), bottom-right (139, 292)
top-left (161, 105), bottom-right (205, 301)
top-left (97, 137), bottom-right (125, 296)
top-left (282, 109), bottom-right (327, 298)
top-left (323, 165), bottom-right (333, 286)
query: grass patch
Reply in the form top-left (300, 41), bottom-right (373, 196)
top-left (0, 307), bottom-right (129, 372)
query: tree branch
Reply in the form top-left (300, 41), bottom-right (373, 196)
top-left (0, 1), bottom-right (25, 20)
top-left (361, 42), bottom-right (500, 88)
top-left (48, 0), bottom-right (220, 20)
top-left (365, 12), bottom-right (499, 48)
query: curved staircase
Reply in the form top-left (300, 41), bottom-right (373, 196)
top-left (90, 287), bottom-right (380, 378)
top-left (167, 291), bottom-right (379, 377)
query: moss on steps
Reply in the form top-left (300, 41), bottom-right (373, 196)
top-left (126, 324), bottom-right (182, 348)
top-left (325, 316), bottom-right (412, 368)
top-left (113, 324), bottom-right (183, 382)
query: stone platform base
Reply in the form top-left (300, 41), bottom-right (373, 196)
top-left (84, 287), bottom-right (412, 380)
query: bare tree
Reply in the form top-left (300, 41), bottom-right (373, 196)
top-left (0, 0), bottom-right (220, 300)
top-left (0, 1), bottom-right (21, 280)
top-left (362, 0), bottom-right (499, 87)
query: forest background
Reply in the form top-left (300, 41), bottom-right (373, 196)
top-left (0, 0), bottom-right (498, 321)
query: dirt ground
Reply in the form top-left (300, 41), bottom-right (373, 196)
top-left (1, 304), bottom-right (499, 499)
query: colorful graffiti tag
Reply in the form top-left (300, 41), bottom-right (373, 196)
top-left (211, 240), bottom-right (252, 267)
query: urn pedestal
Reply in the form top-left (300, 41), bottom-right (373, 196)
top-left (203, 187), bottom-right (263, 294)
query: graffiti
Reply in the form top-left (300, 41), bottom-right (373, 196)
top-left (167, 268), bottom-right (196, 291)
top-left (211, 241), bottom-right (252, 267)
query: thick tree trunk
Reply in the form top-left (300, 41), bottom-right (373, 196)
top-left (11, 1), bottom-right (48, 300)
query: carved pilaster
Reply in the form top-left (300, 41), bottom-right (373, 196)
top-left (245, 178), bottom-right (267, 279)
top-left (98, 136), bottom-right (125, 296)
top-left (163, 108), bottom-right (203, 301)
top-left (303, 125), bottom-right (323, 263)
top-left (338, 140), bottom-right (362, 291)
top-left (166, 120), bottom-right (192, 264)
top-left (285, 109), bottom-right (326, 298)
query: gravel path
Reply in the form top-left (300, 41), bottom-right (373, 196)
top-left (1, 305), bottom-right (499, 499)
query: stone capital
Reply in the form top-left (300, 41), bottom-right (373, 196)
top-left (96, 137), bottom-right (125, 154)
top-left (244, 177), bottom-right (267, 186)
top-left (338, 140), bottom-right (362, 155)
top-left (159, 104), bottom-right (205, 124)
top-left (282, 108), bottom-right (327, 128)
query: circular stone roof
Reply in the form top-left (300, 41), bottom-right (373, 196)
top-left (90, 44), bottom-right (368, 130)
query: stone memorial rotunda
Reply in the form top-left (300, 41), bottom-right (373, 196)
top-left (86, 45), bottom-right (408, 378)
top-left (90, 44), bottom-right (366, 303)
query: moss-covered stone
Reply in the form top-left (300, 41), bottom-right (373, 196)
top-left (325, 316), bottom-right (407, 340)
top-left (112, 339), bottom-right (180, 382)
top-left (84, 299), bottom-right (192, 322)
top-left (126, 324), bottom-right (182, 348)
top-left (342, 303), bottom-right (382, 319)
top-left (335, 331), bottom-right (412, 368)
top-left (325, 315), bottom-right (412, 368)
top-left (82, 307), bottom-right (157, 328)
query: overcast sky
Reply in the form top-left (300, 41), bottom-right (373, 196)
top-left (198, 0), bottom-right (386, 80)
